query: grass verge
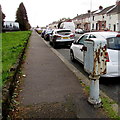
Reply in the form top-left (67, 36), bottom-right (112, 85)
top-left (101, 97), bottom-right (120, 119)
top-left (83, 83), bottom-right (120, 119)
top-left (2, 31), bottom-right (31, 86)
top-left (2, 31), bottom-right (31, 119)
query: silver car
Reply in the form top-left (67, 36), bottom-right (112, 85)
top-left (49, 29), bottom-right (75, 48)
top-left (70, 32), bottom-right (120, 77)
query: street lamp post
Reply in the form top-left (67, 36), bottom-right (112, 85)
top-left (90, 0), bottom-right (92, 32)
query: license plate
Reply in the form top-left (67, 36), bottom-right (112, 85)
top-left (62, 37), bottom-right (69, 39)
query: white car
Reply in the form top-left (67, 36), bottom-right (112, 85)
top-left (59, 22), bottom-right (75, 33)
top-left (70, 32), bottom-right (120, 77)
top-left (75, 29), bottom-right (84, 34)
top-left (49, 29), bottom-right (75, 48)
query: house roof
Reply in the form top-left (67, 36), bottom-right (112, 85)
top-left (73, 10), bottom-right (97, 20)
top-left (72, 2), bottom-right (119, 20)
top-left (107, 4), bottom-right (120, 14)
top-left (98, 5), bottom-right (115, 15)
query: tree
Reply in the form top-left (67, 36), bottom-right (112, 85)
top-left (16, 2), bottom-right (31, 31)
top-left (0, 5), bottom-right (5, 28)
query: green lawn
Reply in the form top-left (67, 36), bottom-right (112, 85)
top-left (2, 31), bottom-right (31, 86)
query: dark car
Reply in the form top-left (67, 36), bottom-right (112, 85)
top-left (41, 29), bottom-right (46, 38)
top-left (44, 29), bottom-right (53, 41)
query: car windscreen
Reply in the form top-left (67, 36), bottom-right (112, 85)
top-left (107, 37), bottom-right (120, 50)
top-left (56, 30), bottom-right (71, 35)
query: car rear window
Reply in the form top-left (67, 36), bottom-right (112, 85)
top-left (46, 30), bottom-right (52, 33)
top-left (56, 30), bottom-right (71, 35)
top-left (107, 37), bottom-right (120, 50)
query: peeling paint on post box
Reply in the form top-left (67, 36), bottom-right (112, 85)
top-left (93, 43), bottom-right (107, 76)
top-left (84, 38), bottom-right (107, 77)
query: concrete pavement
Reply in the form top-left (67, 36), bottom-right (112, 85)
top-left (16, 31), bottom-right (107, 118)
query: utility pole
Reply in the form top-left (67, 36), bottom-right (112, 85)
top-left (90, 0), bottom-right (92, 32)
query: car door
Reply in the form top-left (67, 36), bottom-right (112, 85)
top-left (74, 34), bottom-right (89, 63)
top-left (49, 30), bottom-right (54, 42)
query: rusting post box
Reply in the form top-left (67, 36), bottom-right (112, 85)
top-left (83, 38), bottom-right (107, 105)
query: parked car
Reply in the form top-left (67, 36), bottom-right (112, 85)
top-left (41, 29), bottom-right (46, 38)
top-left (70, 31), bottom-right (120, 77)
top-left (44, 29), bottom-right (53, 41)
top-left (75, 29), bottom-right (84, 34)
top-left (59, 21), bottom-right (75, 33)
top-left (49, 29), bottom-right (75, 48)
top-left (35, 27), bottom-right (42, 34)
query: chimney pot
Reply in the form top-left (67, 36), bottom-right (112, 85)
top-left (99, 6), bottom-right (103, 10)
top-left (88, 10), bottom-right (91, 13)
top-left (116, 0), bottom-right (120, 5)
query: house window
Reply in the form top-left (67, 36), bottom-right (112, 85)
top-left (96, 23), bottom-right (98, 30)
top-left (92, 23), bottom-right (94, 30)
top-left (6, 25), bottom-right (9, 28)
top-left (109, 15), bottom-right (111, 19)
top-left (109, 24), bottom-right (111, 30)
top-left (93, 16), bottom-right (95, 21)
top-left (114, 24), bottom-right (116, 31)
top-left (103, 16), bottom-right (104, 19)
top-left (117, 23), bottom-right (119, 31)
top-left (102, 23), bottom-right (105, 28)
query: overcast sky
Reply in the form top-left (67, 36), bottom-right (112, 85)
top-left (1, 0), bottom-right (117, 27)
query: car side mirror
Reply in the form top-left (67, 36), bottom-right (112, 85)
top-left (81, 46), bottom-right (87, 51)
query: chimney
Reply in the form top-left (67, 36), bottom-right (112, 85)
top-left (88, 10), bottom-right (91, 13)
top-left (116, 0), bottom-right (120, 5)
top-left (99, 6), bottom-right (103, 10)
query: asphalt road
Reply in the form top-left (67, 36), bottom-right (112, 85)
top-left (54, 33), bottom-right (120, 103)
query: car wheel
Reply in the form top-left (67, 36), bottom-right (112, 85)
top-left (53, 42), bottom-right (57, 48)
top-left (46, 36), bottom-right (49, 41)
top-left (70, 50), bottom-right (75, 62)
top-left (49, 41), bottom-right (52, 45)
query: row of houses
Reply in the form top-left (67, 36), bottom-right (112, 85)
top-left (2, 21), bottom-right (20, 32)
top-left (73, 0), bottom-right (120, 32)
top-left (48, 0), bottom-right (120, 32)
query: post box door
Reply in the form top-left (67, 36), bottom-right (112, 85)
top-left (84, 41), bottom-right (94, 74)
